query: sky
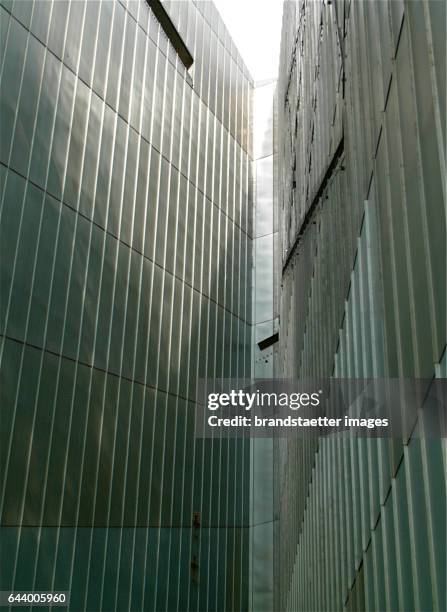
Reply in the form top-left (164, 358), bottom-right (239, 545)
top-left (212, 0), bottom-right (284, 82)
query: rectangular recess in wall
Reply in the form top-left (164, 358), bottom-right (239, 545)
top-left (147, 0), bottom-right (194, 69)
top-left (258, 333), bottom-right (279, 351)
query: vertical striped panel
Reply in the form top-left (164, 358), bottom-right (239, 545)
top-left (0, 1), bottom-right (253, 609)
top-left (275, 0), bottom-right (446, 609)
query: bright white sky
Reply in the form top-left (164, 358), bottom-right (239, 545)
top-left (212, 0), bottom-right (283, 82)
